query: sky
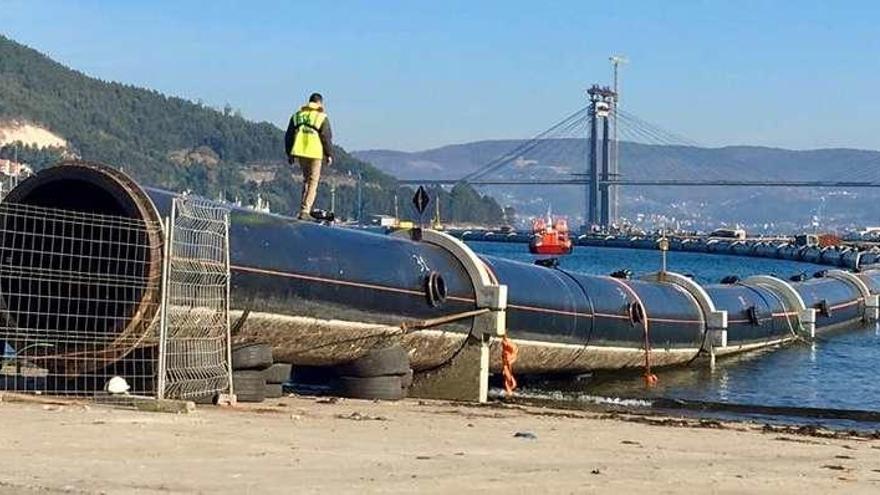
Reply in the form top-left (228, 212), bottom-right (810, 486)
top-left (3, 1), bottom-right (880, 152)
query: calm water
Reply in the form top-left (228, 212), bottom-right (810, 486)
top-left (469, 241), bottom-right (880, 425)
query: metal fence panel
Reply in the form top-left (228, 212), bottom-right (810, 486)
top-left (158, 197), bottom-right (232, 400)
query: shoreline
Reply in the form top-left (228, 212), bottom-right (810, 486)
top-left (503, 391), bottom-right (880, 435)
top-left (2, 394), bottom-right (879, 494)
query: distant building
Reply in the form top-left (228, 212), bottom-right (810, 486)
top-left (250, 194), bottom-right (270, 213)
top-left (370, 215), bottom-right (397, 227)
top-left (0, 159), bottom-right (33, 178)
top-left (794, 234), bottom-right (819, 247)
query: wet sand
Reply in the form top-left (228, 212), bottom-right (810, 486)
top-left (1, 394), bottom-right (879, 494)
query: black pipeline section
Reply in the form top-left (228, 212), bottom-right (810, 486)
top-left (0, 161), bottom-right (876, 376)
top-left (451, 229), bottom-right (873, 271)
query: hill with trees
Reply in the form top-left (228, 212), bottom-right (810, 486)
top-left (0, 34), bottom-right (506, 225)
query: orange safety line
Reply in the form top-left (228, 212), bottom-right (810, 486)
top-left (597, 311), bottom-right (701, 325)
top-left (233, 265), bottom-right (481, 304)
top-left (772, 311), bottom-right (799, 317)
top-left (501, 334), bottom-right (518, 396)
top-left (233, 264), bottom-right (425, 296)
top-left (506, 303), bottom-right (705, 327)
top-left (643, 316), bottom-right (703, 325)
top-left (829, 299), bottom-right (863, 311)
top-left (605, 277), bottom-right (658, 386)
top-left (447, 295), bottom-right (477, 303)
top-left (593, 311), bottom-right (635, 320)
top-left (508, 303), bottom-right (592, 318)
top-left (757, 300), bottom-right (862, 316)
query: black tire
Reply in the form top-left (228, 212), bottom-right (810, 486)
top-left (264, 383), bottom-right (284, 399)
top-left (338, 375), bottom-right (406, 401)
top-left (232, 343), bottom-right (273, 370)
top-left (263, 363), bottom-right (293, 384)
top-left (233, 370), bottom-right (266, 403)
top-left (336, 345), bottom-right (410, 377)
top-left (401, 369), bottom-right (414, 389)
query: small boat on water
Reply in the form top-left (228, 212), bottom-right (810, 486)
top-left (529, 213), bottom-right (573, 255)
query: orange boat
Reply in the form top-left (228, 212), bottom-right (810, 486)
top-left (529, 214), bottom-right (573, 255)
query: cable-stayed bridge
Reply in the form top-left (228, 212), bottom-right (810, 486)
top-left (398, 84), bottom-right (880, 229)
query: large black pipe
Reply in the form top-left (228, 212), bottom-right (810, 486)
top-left (793, 277), bottom-right (863, 327)
top-left (1, 162), bottom-right (480, 368)
top-left (0, 163), bottom-right (164, 373)
top-left (705, 284), bottom-right (791, 344)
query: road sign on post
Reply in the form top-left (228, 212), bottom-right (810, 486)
top-left (413, 186), bottom-right (430, 215)
top-left (412, 186), bottom-right (431, 240)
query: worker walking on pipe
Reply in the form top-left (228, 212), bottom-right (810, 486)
top-left (284, 92), bottom-right (334, 220)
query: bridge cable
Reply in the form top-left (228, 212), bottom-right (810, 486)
top-left (464, 109), bottom-right (589, 182)
top-left (462, 106), bottom-right (589, 182)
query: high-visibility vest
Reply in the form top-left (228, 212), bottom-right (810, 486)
top-left (290, 103), bottom-right (327, 159)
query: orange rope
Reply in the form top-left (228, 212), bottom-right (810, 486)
top-left (642, 309), bottom-right (658, 387)
top-left (606, 277), bottom-right (659, 387)
top-left (501, 334), bottom-right (518, 396)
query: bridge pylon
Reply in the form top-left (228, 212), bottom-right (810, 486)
top-left (587, 85), bottom-right (616, 231)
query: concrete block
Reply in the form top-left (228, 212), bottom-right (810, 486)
top-left (710, 328), bottom-right (728, 348)
top-left (707, 310), bottom-right (728, 333)
top-left (799, 308), bottom-right (817, 339)
top-left (408, 334), bottom-right (490, 403)
top-left (866, 295), bottom-right (880, 322)
top-left (474, 309), bottom-right (506, 338)
top-left (477, 285), bottom-right (508, 312)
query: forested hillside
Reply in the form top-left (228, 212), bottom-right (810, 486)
top-left (0, 35), bottom-right (505, 224)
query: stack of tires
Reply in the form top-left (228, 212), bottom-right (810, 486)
top-left (333, 344), bottom-right (413, 401)
top-left (231, 343), bottom-right (292, 403)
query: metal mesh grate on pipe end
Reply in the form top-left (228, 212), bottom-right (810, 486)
top-left (0, 201), bottom-right (163, 395)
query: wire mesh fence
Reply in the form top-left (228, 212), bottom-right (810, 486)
top-left (158, 197), bottom-right (232, 400)
top-left (0, 195), bottom-right (232, 401)
top-left (0, 201), bottom-right (163, 395)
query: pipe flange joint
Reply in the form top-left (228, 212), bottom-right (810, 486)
top-left (640, 271), bottom-right (727, 332)
top-left (393, 229), bottom-right (507, 336)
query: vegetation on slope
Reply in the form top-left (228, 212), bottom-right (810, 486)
top-left (0, 34), bottom-right (505, 225)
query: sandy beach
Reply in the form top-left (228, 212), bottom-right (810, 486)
top-left (0, 394), bottom-right (878, 494)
